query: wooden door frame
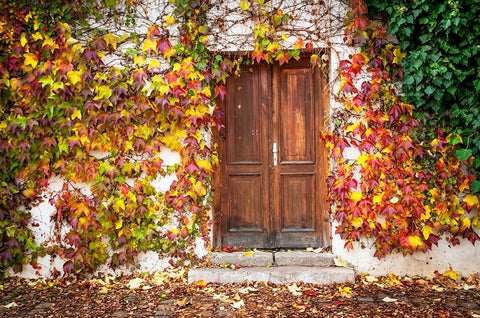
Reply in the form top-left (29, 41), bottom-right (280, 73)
top-left (212, 55), bottom-right (331, 249)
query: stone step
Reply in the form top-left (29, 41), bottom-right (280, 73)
top-left (188, 266), bottom-right (355, 285)
top-left (210, 251), bottom-right (336, 267)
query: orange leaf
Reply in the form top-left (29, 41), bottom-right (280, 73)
top-left (193, 280), bottom-right (207, 288)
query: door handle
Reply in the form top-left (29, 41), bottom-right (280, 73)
top-left (272, 142), bottom-right (278, 166)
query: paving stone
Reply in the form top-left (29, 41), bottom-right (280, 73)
top-left (356, 297), bottom-right (375, 302)
top-left (460, 302), bottom-right (480, 310)
top-left (154, 310), bottom-right (172, 317)
top-left (274, 251), bottom-right (336, 266)
top-left (123, 295), bottom-right (140, 303)
top-left (34, 302), bottom-right (54, 310)
top-left (188, 265), bottom-right (354, 285)
top-left (210, 251), bottom-right (273, 267)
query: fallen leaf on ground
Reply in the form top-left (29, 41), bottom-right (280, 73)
top-left (127, 278), bottom-right (144, 290)
top-left (432, 285), bottom-right (445, 292)
top-left (231, 299), bottom-right (244, 309)
top-left (382, 297), bottom-right (397, 302)
top-left (334, 257), bottom-right (349, 267)
top-left (238, 287), bottom-right (258, 294)
top-left (364, 275), bottom-right (378, 283)
top-left (3, 302), bottom-right (17, 309)
top-left (443, 269), bottom-right (458, 280)
top-left (193, 280), bottom-right (207, 288)
top-left (287, 283), bottom-right (302, 296)
top-left (303, 289), bottom-right (317, 296)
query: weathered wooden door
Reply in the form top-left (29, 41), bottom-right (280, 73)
top-left (214, 58), bottom-right (330, 249)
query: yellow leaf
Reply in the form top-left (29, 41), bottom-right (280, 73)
top-left (429, 188), bottom-right (440, 203)
top-left (24, 12), bottom-right (33, 22)
top-left (408, 235), bottom-right (424, 248)
top-left (142, 38), bottom-right (157, 54)
top-left (443, 269), bottom-right (457, 280)
top-left (351, 217), bottom-right (363, 228)
top-left (266, 43), bottom-right (278, 52)
top-left (67, 71), bottom-right (82, 85)
top-left (148, 59), bottom-right (161, 71)
top-left (240, 0), bottom-right (250, 10)
top-left (372, 193), bottom-right (383, 204)
top-left (201, 86), bottom-right (211, 97)
top-left (351, 191), bottom-right (363, 202)
top-left (393, 47), bottom-right (406, 64)
top-left (71, 108), bottom-right (82, 120)
top-left (338, 286), bottom-right (352, 294)
top-left (422, 225), bottom-right (433, 240)
top-left (421, 206), bottom-right (431, 221)
top-left (463, 195), bottom-right (479, 208)
top-left (23, 53), bottom-right (38, 68)
top-left (461, 217), bottom-right (471, 229)
top-left (197, 159), bottom-right (212, 170)
top-left (242, 251), bottom-right (254, 256)
top-left (134, 55), bottom-right (146, 66)
top-left (32, 32), bottom-right (43, 41)
top-left (164, 15), bottom-right (175, 26)
top-left (20, 33), bottom-right (27, 47)
top-left (104, 33), bottom-right (118, 50)
top-left (42, 38), bottom-right (59, 51)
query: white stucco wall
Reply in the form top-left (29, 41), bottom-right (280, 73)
top-left (11, 0), bottom-right (480, 278)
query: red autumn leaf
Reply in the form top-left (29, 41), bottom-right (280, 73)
top-left (157, 38), bottom-right (172, 54)
top-left (275, 52), bottom-right (289, 65)
top-left (305, 42), bottom-right (313, 52)
top-left (214, 85), bottom-right (227, 101)
top-left (303, 289), bottom-right (317, 296)
top-left (251, 50), bottom-right (264, 63)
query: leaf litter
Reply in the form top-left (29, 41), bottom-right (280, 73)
top-left (0, 270), bottom-right (479, 317)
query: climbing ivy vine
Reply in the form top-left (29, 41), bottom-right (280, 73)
top-left (323, 0), bottom-right (480, 258)
top-left (0, 0), bottom-right (231, 275)
top-left (366, 0), bottom-right (480, 189)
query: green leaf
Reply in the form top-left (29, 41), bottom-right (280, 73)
top-left (106, 0), bottom-right (116, 9)
top-left (456, 148), bottom-right (473, 162)
top-left (471, 180), bottom-right (480, 194)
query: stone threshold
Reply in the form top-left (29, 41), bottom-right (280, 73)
top-left (188, 251), bottom-right (355, 285)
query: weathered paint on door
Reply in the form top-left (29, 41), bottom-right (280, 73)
top-left (214, 58), bottom-right (330, 248)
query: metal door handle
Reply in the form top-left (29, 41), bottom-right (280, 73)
top-left (272, 142), bottom-right (278, 166)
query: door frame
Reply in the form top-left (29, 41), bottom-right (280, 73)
top-left (212, 55), bottom-right (331, 249)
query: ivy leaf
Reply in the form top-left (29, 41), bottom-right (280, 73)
top-left (471, 180), bottom-right (480, 194)
top-left (67, 71), bottom-right (82, 85)
top-left (240, 0), bottom-right (250, 11)
top-left (105, 0), bottom-right (116, 9)
top-left (463, 195), bottom-right (479, 208)
top-left (422, 226), bottom-right (434, 240)
top-left (456, 148), bottom-right (473, 162)
top-left (104, 33), bottom-right (118, 50)
top-left (23, 53), bottom-right (38, 68)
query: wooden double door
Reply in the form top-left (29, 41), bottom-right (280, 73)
top-left (214, 58), bottom-right (330, 249)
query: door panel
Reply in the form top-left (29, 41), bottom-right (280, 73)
top-left (228, 174), bottom-right (263, 231)
top-left (214, 58), bottom-right (330, 249)
top-left (227, 69), bottom-right (261, 164)
top-left (279, 67), bottom-right (314, 163)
